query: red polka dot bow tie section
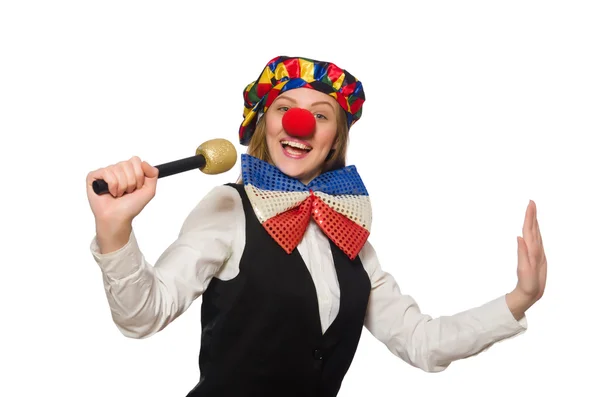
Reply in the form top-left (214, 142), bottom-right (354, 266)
top-left (241, 154), bottom-right (372, 260)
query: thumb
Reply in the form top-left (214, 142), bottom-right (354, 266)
top-left (142, 161), bottom-right (159, 179)
top-left (141, 161), bottom-right (159, 190)
top-left (517, 236), bottom-right (530, 268)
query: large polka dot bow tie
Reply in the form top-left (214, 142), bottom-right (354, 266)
top-left (241, 154), bottom-right (372, 260)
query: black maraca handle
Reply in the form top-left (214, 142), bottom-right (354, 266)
top-left (92, 179), bottom-right (110, 195)
top-left (92, 154), bottom-right (207, 195)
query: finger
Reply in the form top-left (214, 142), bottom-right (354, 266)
top-left (117, 161), bottom-right (137, 194)
top-left (528, 209), bottom-right (541, 261)
top-left (523, 238), bottom-right (539, 271)
top-left (87, 168), bottom-right (109, 195)
top-left (102, 167), bottom-right (119, 197)
top-left (129, 156), bottom-right (145, 190)
top-left (111, 164), bottom-right (129, 197)
top-left (531, 200), bottom-right (540, 240)
top-left (517, 236), bottom-right (531, 270)
top-left (527, 249), bottom-right (539, 271)
top-left (86, 169), bottom-right (102, 187)
top-left (531, 202), bottom-right (546, 264)
top-left (534, 212), bottom-right (544, 250)
top-left (522, 200), bottom-right (535, 244)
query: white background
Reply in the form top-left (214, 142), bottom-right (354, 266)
top-left (1, 1), bottom-right (598, 396)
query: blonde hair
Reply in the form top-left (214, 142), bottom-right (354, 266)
top-left (238, 104), bottom-right (350, 183)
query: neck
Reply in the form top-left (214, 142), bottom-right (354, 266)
top-left (299, 168), bottom-right (324, 185)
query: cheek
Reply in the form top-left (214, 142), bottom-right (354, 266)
top-left (317, 125), bottom-right (338, 150)
top-left (265, 115), bottom-right (282, 139)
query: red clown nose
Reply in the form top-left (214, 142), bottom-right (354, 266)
top-left (281, 108), bottom-right (316, 137)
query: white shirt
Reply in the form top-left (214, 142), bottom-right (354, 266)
top-left (90, 185), bottom-right (527, 373)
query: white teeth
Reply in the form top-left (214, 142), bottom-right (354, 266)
top-left (281, 140), bottom-right (312, 150)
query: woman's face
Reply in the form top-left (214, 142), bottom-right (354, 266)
top-left (265, 88), bottom-right (339, 184)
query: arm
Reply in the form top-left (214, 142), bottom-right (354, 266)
top-left (361, 241), bottom-right (527, 373)
top-left (89, 185), bottom-right (243, 339)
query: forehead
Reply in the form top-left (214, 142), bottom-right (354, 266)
top-left (275, 87), bottom-right (336, 105)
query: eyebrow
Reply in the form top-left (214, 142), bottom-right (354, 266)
top-left (275, 95), bottom-right (335, 111)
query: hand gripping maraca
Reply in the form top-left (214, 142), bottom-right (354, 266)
top-left (92, 138), bottom-right (238, 195)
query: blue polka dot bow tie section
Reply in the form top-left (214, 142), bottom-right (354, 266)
top-left (241, 154), bottom-right (372, 259)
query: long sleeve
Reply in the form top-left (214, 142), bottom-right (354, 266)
top-left (89, 185), bottom-right (244, 339)
top-left (361, 240), bottom-right (527, 373)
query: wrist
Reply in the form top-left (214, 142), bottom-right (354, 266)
top-left (505, 289), bottom-right (533, 321)
top-left (95, 219), bottom-right (133, 254)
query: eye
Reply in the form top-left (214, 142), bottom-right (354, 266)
top-left (278, 106), bottom-right (290, 112)
top-left (315, 113), bottom-right (328, 120)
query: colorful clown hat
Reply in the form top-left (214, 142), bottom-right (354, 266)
top-left (238, 56), bottom-right (366, 146)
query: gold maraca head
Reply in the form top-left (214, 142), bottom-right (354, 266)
top-left (195, 138), bottom-right (237, 174)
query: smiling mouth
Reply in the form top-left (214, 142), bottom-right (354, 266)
top-left (281, 140), bottom-right (312, 156)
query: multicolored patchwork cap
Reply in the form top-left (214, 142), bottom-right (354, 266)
top-left (238, 55), bottom-right (366, 145)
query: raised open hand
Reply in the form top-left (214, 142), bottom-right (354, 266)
top-left (506, 200), bottom-right (547, 319)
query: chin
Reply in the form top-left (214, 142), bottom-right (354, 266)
top-left (275, 160), bottom-right (307, 179)
top-left (272, 158), bottom-right (316, 183)
top-left (269, 142), bottom-right (326, 183)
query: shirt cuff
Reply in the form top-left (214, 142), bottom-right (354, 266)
top-left (89, 229), bottom-right (144, 280)
top-left (479, 295), bottom-right (528, 341)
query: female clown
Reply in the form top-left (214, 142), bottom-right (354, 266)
top-left (86, 55), bottom-right (547, 397)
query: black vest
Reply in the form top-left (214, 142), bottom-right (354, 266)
top-left (186, 183), bottom-right (371, 397)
